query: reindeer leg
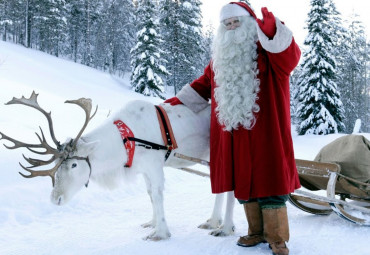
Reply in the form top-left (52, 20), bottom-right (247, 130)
top-left (209, 191), bottom-right (235, 236)
top-left (143, 169), bottom-right (171, 241)
top-left (198, 193), bottom-right (224, 229)
top-left (141, 175), bottom-right (156, 228)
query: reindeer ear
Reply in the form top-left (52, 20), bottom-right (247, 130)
top-left (76, 140), bottom-right (99, 157)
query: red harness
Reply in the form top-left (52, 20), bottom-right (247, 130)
top-left (113, 120), bottom-right (136, 167)
top-left (113, 105), bottom-right (177, 167)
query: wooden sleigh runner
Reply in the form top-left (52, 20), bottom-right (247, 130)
top-left (174, 134), bottom-right (370, 227)
top-left (290, 158), bottom-right (370, 226)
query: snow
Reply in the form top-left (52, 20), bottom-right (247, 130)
top-left (353, 119), bottom-right (362, 133)
top-left (0, 41), bottom-right (369, 255)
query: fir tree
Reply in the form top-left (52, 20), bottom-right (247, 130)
top-left (179, 0), bottom-right (204, 83)
top-left (201, 22), bottom-right (214, 66)
top-left (130, 0), bottom-right (168, 99)
top-left (65, 0), bottom-right (85, 62)
top-left (95, 0), bottom-right (135, 74)
top-left (1, 0), bottom-right (24, 44)
top-left (159, 0), bottom-right (204, 95)
top-left (47, 0), bottom-right (67, 56)
top-left (296, 0), bottom-right (345, 135)
top-left (159, 0), bottom-right (179, 93)
top-left (337, 13), bottom-right (369, 132)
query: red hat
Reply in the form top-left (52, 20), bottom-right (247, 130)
top-left (230, 2), bottom-right (257, 20)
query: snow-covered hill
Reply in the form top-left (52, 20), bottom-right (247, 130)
top-left (0, 41), bottom-right (369, 255)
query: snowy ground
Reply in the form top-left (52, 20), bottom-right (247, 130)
top-left (0, 41), bottom-right (369, 255)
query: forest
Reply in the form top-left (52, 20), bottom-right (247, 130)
top-left (0, 0), bottom-right (369, 134)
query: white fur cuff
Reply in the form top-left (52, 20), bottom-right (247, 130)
top-left (256, 17), bottom-right (293, 54)
top-left (177, 84), bottom-right (209, 113)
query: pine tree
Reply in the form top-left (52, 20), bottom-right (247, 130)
top-left (159, 0), bottom-right (204, 95)
top-left (296, 0), bottom-right (345, 135)
top-left (337, 13), bottom-right (369, 132)
top-left (32, 0), bottom-right (65, 54)
top-left (201, 22), bottom-right (214, 66)
top-left (1, 0), bottom-right (24, 44)
top-left (46, 0), bottom-right (67, 56)
top-left (0, 0), bottom-right (11, 41)
top-left (94, 0), bottom-right (135, 74)
top-left (130, 0), bottom-right (168, 99)
top-left (290, 65), bottom-right (303, 124)
top-left (65, 0), bottom-right (85, 62)
top-left (159, 0), bottom-right (179, 93)
top-left (179, 0), bottom-right (204, 83)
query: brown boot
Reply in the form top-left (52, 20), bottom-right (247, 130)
top-left (262, 207), bottom-right (290, 255)
top-left (237, 202), bottom-right (266, 247)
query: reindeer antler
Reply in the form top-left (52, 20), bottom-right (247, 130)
top-left (5, 91), bottom-right (61, 148)
top-left (19, 159), bottom-right (63, 186)
top-left (65, 98), bottom-right (98, 150)
top-left (1, 91), bottom-right (97, 187)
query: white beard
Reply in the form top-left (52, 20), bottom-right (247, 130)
top-left (212, 16), bottom-right (260, 131)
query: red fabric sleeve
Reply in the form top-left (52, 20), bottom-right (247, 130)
top-left (267, 38), bottom-right (301, 77)
top-left (190, 64), bottom-right (212, 101)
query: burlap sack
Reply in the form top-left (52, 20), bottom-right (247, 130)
top-left (314, 135), bottom-right (370, 185)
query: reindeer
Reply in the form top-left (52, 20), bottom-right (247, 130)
top-left (0, 91), bottom-right (235, 240)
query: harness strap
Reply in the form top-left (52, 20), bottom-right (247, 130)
top-left (155, 105), bottom-right (178, 160)
top-left (114, 120), bottom-right (135, 167)
top-left (113, 105), bottom-right (178, 167)
top-left (155, 105), bottom-right (178, 148)
top-left (124, 137), bottom-right (167, 150)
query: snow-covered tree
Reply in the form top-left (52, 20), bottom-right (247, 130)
top-left (0, 0), bottom-right (24, 44)
top-left (296, 0), bottom-right (345, 135)
top-left (130, 0), bottom-right (168, 99)
top-left (201, 22), bottom-right (214, 66)
top-left (290, 65), bottom-right (303, 124)
top-left (159, 0), bottom-right (204, 95)
top-left (46, 0), bottom-right (67, 56)
top-left (180, 0), bottom-right (204, 82)
top-left (65, 0), bottom-right (84, 62)
top-left (94, 0), bottom-right (135, 74)
top-left (337, 13), bottom-right (369, 133)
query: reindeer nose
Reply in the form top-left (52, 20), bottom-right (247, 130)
top-left (57, 196), bottom-right (62, 205)
top-left (52, 195), bottom-right (64, 206)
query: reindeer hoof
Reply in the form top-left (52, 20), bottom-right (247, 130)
top-left (209, 226), bottom-right (235, 237)
top-left (143, 231), bottom-right (171, 241)
top-left (209, 229), bottom-right (227, 236)
top-left (198, 219), bottom-right (221, 229)
top-left (141, 221), bottom-right (155, 228)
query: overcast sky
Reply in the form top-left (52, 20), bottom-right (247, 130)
top-left (201, 0), bottom-right (370, 47)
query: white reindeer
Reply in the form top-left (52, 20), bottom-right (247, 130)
top-left (0, 91), bottom-right (235, 240)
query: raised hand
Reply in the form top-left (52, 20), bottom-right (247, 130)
top-left (256, 7), bottom-right (276, 39)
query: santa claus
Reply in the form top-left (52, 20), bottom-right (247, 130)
top-left (165, 2), bottom-right (301, 255)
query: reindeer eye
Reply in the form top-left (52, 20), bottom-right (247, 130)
top-left (71, 163), bottom-right (77, 168)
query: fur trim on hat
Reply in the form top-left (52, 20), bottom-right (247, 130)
top-left (219, 3), bottom-right (249, 22)
top-left (231, 2), bottom-right (257, 20)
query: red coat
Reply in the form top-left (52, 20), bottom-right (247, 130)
top-left (189, 40), bottom-right (301, 200)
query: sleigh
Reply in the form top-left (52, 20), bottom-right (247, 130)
top-left (290, 158), bottom-right (370, 226)
top-left (174, 145), bottom-right (370, 226)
